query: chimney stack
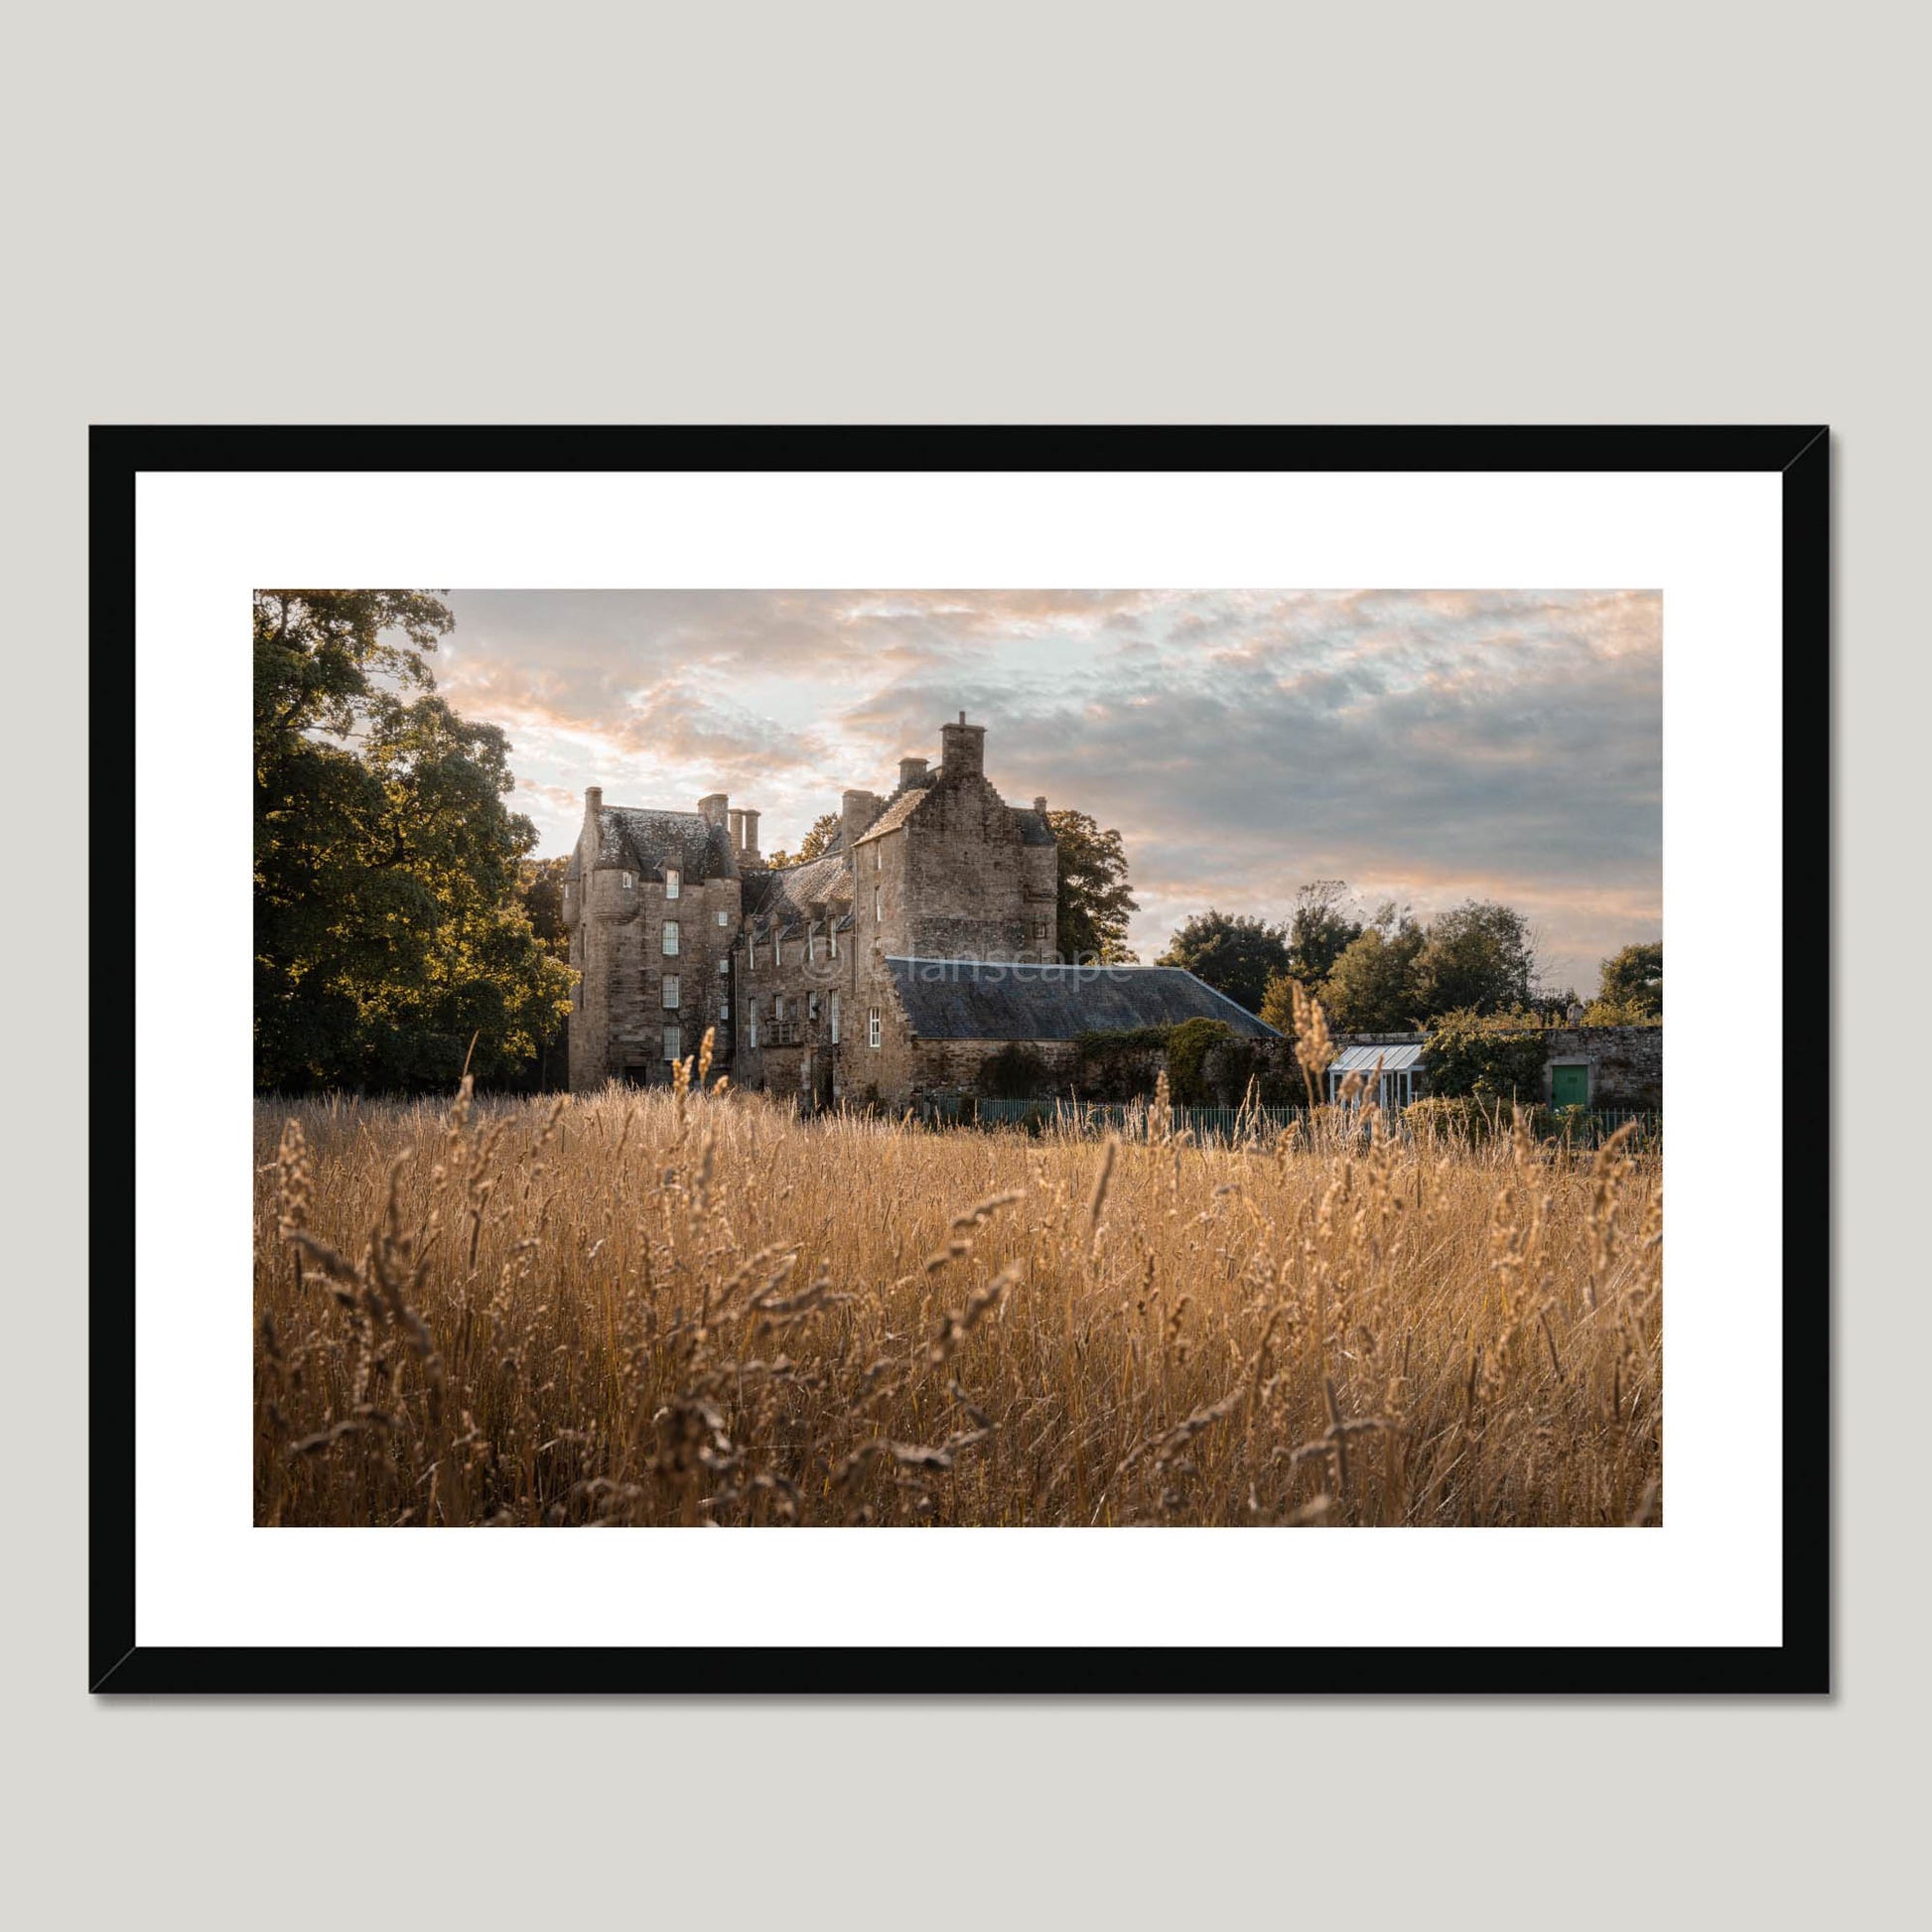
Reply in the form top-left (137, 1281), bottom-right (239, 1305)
top-left (898, 756), bottom-right (929, 790)
top-left (585, 785), bottom-right (603, 815)
top-left (697, 791), bottom-right (729, 827)
top-left (842, 788), bottom-right (883, 851)
top-left (1034, 795), bottom-right (1047, 815)
top-left (741, 807), bottom-right (761, 864)
top-left (939, 712), bottom-right (986, 779)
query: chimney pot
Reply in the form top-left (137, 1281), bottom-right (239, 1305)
top-left (939, 713), bottom-right (986, 779)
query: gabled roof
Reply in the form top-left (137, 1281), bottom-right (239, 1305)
top-left (885, 959), bottom-right (1281, 1041)
top-left (851, 784), bottom-right (928, 846)
top-left (742, 848), bottom-right (852, 924)
top-left (592, 807), bottom-right (736, 882)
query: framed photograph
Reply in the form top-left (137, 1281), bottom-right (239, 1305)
top-left (91, 425), bottom-right (1828, 1694)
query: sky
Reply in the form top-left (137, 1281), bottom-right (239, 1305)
top-left (430, 588), bottom-right (1662, 997)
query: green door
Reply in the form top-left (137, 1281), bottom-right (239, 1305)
top-left (1551, 1063), bottom-right (1589, 1109)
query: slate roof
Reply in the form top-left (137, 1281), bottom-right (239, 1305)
top-left (851, 783), bottom-right (928, 846)
top-left (1013, 808), bottom-right (1055, 847)
top-left (885, 959), bottom-right (1281, 1041)
top-left (742, 848), bottom-right (852, 926)
top-left (591, 807), bottom-right (736, 883)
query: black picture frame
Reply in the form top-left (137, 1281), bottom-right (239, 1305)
top-left (90, 424), bottom-right (1830, 1696)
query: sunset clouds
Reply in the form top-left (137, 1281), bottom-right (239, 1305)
top-left (432, 588), bottom-right (1661, 995)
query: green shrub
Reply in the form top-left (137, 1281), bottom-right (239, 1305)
top-left (1422, 1007), bottom-right (1550, 1101)
top-left (977, 1042), bottom-right (1049, 1099)
top-left (1074, 1026), bottom-right (1172, 1100)
top-left (1166, 1017), bottom-right (1235, 1105)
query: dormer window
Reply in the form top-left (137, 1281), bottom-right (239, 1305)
top-left (620, 872), bottom-right (633, 891)
top-left (664, 868), bottom-right (680, 899)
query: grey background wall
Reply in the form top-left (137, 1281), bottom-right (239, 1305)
top-left (5, 2), bottom-right (1918, 1925)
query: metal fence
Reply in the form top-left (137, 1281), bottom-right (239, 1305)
top-left (956, 1096), bottom-right (1661, 1151)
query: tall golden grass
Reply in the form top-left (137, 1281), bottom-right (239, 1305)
top-left (255, 1053), bottom-right (1661, 1528)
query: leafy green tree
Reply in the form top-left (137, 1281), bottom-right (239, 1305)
top-left (1258, 971), bottom-right (1301, 1038)
top-left (1048, 809), bottom-right (1140, 963)
top-left (1422, 1007), bottom-right (1552, 1101)
top-left (1317, 904), bottom-right (1425, 1031)
top-left (1157, 909), bottom-right (1290, 1013)
top-left (1286, 880), bottom-right (1365, 984)
top-left (1413, 899), bottom-right (1536, 1017)
top-left (1593, 941), bottom-right (1663, 1018)
top-left (769, 811), bottom-right (844, 869)
top-left (517, 856), bottom-right (571, 960)
top-left (254, 590), bottom-right (573, 1091)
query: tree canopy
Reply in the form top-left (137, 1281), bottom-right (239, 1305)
top-left (1286, 880), bottom-right (1365, 984)
top-left (254, 590), bottom-right (572, 1091)
top-left (1317, 904), bottom-right (1427, 1032)
top-left (1413, 899), bottom-right (1537, 1017)
top-left (768, 811), bottom-right (843, 869)
top-left (1048, 809), bottom-right (1139, 962)
top-left (1587, 940), bottom-right (1663, 1021)
top-left (1156, 909), bottom-right (1290, 1013)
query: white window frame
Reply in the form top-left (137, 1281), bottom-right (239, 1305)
top-left (662, 919), bottom-right (680, 956)
top-left (748, 1013), bottom-right (759, 1049)
top-left (720, 999), bottom-right (730, 1020)
top-left (749, 937), bottom-right (758, 969)
top-left (830, 927), bottom-right (838, 958)
top-left (664, 867), bottom-right (680, 899)
top-left (807, 930), bottom-right (816, 963)
top-left (829, 993), bottom-right (840, 1044)
top-left (868, 1006), bottom-right (882, 1049)
top-left (661, 975), bottom-right (680, 1010)
top-left (716, 908), bottom-right (729, 926)
top-left (874, 886), bottom-right (882, 924)
top-left (662, 1023), bottom-right (682, 1063)
top-left (620, 871), bottom-right (633, 891)
top-left (774, 994), bottom-right (785, 1024)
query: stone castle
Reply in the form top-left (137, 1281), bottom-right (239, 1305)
top-left (561, 713), bottom-right (1274, 1106)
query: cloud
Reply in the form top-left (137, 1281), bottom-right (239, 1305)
top-left (433, 587), bottom-right (1660, 993)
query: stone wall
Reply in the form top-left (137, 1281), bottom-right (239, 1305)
top-left (1538, 1027), bottom-right (1662, 1109)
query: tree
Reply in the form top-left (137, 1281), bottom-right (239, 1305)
top-left (1048, 809), bottom-right (1139, 963)
top-left (254, 590), bottom-right (573, 1091)
top-left (1592, 941), bottom-right (1662, 1018)
top-left (1317, 904), bottom-right (1426, 1031)
top-left (1413, 899), bottom-right (1536, 1018)
top-left (1258, 971), bottom-right (1301, 1038)
top-left (1422, 1007), bottom-right (1552, 1101)
top-left (517, 856), bottom-right (571, 960)
top-left (1286, 880), bottom-right (1365, 984)
top-left (769, 811), bottom-right (843, 869)
top-left (1157, 909), bottom-right (1290, 1013)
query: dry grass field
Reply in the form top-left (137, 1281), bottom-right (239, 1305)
top-left (255, 1052), bottom-right (1661, 1529)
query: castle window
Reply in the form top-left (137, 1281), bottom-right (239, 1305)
top-left (664, 867), bottom-right (680, 899)
top-left (875, 842), bottom-right (882, 872)
top-left (662, 976), bottom-right (680, 1010)
top-left (720, 999), bottom-right (730, 1020)
top-left (749, 1013), bottom-right (759, 1048)
top-left (830, 928), bottom-right (838, 958)
top-left (1034, 919), bottom-right (1049, 943)
top-left (830, 993), bottom-right (840, 1043)
top-left (807, 931), bottom-right (816, 963)
top-left (716, 909), bottom-right (729, 926)
top-left (749, 938), bottom-right (758, 968)
top-left (774, 995), bottom-right (785, 1024)
top-left (808, 992), bottom-right (819, 1022)
top-left (620, 872), bottom-right (633, 891)
top-left (662, 920), bottom-right (680, 956)
top-left (868, 1006), bottom-right (882, 1048)
top-left (662, 1024), bottom-right (682, 1063)
top-left (718, 958), bottom-right (729, 976)
top-left (874, 886), bottom-right (882, 924)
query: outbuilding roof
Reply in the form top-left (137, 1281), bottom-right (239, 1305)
top-left (885, 959), bottom-right (1281, 1041)
top-left (1329, 1041), bottom-right (1426, 1073)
